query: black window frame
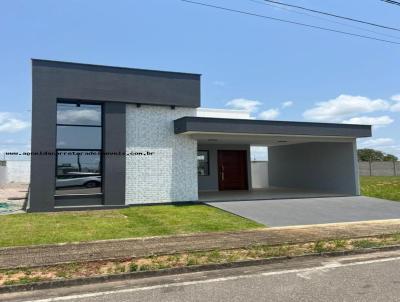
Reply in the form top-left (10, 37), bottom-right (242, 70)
top-left (55, 100), bottom-right (104, 197)
top-left (197, 150), bottom-right (210, 176)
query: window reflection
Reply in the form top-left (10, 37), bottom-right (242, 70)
top-left (56, 101), bottom-right (103, 196)
top-left (57, 126), bottom-right (102, 149)
top-left (198, 151), bottom-right (209, 176)
top-left (57, 103), bottom-right (101, 126)
top-left (56, 152), bottom-right (101, 195)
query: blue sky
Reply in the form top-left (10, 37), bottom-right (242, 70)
top-left (0, 0), bottom-right (399, 159)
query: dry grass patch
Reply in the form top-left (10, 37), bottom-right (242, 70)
top-left (2, 233), bottom-right (400, 287)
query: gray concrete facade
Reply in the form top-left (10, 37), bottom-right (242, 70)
top-left (268, 141), bottom-right (360, 195)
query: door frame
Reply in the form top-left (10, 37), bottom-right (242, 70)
top-left (217, 150), bottom-right (248, 191)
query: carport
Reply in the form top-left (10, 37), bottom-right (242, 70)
top-left (174, 117), bottom-right (372, 200)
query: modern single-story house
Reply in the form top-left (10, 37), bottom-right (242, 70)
top-left (28, 59), bottom-right (372, 212)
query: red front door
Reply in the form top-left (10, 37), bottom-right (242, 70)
top-left (218, 150), bottom-right (248, 190)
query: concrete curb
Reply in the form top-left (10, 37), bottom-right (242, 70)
top-left (1, 244), bottom-right (400, 294)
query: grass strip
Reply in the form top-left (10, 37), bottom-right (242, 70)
top-left (0, 205), bottom-right (263, 248)
top-left (360, 176), bottom-right (400, 201)
top-left (2, 233), bottom-right (400, 287)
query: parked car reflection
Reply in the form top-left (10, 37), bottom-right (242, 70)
top-left (55, 172), bottom-right (101, 195)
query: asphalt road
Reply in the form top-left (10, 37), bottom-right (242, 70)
top-left (4, 250), bottom-right (400, 302)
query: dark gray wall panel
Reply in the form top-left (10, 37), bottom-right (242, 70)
top-left (175, 117), bottom-right (372, 138)
top-left (103, 103), bottom-right (126, 205)
top-left (268, 142), bottom-right (359, 195)
top-left (29, 92), bottom-right (57, 211)
top-left (55, 195), bottom-right (103, 207)
top-left (33, 59), bottom-right (200, 107)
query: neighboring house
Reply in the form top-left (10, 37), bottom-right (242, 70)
top-left (28, 59), bottom-right (371, 212)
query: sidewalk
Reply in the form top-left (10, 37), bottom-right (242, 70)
top-left (1, 219), bottom-right (400, 269)
top-left (0, 183), bottom-right (28, 214)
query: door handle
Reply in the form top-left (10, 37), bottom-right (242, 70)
top-left (221, 165), bottom-right (224, 181)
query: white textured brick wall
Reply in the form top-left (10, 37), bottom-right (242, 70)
top-left (125, 105), bottom-right (198, 204)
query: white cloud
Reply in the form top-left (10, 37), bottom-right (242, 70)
top-left (303, 95), bottom-right (390, 122)
top-left (213, 81), bottom-right (226, 87)
top-left (282, 101), bottom-right (293, 108)
top-left (382, 145), bottom-right (400, 157)
top-left (391, 102), bottom-right (400, 112)
top-left (390, 94), bottom-right (400, 112)
top-left (258, 108), bottom-right (280, 120)
top-left (342, 115), bottom-right (394, 127)
top-left (0, 113), bottom-right (30, 133)
top-left (391, 94), bottom-right (400, 102)
top-left (226, 98), bottom-right (262, 113)
top-left (57, 109), bottom-right (101, 124)
top-left (358, 138), bottom-right (400, 157)
top-left (359, 138), bottom-right (395, 148)
top-left (0, 139), bottom-right (29, 146)
top-left (357, 137), bottom-right (400, 157)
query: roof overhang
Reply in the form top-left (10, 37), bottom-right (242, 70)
top-left (174, 117), bottom-right (372, 145)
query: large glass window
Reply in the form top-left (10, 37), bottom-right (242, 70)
top-left (57, 126), bottom-right (102, 149)
top-left (56, 101), bottom-right (102, 195)
top-left (197, 150), bottom-right (209, 176)
top-left (57, 103), bottom-right (101, 126)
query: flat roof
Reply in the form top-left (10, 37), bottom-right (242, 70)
top-left (174, 117), bottom-right (372, 138)
top-left (31, 59), bottom-right (202, 78)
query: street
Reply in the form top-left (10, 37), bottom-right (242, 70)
top-left (3, 249), bottom-right (400, 302)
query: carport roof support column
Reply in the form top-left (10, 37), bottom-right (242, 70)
top-left (353, 139), bottom-right (361, 195)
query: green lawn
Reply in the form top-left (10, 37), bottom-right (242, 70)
top-left (361, 176), bottom-right (400, 201)
top-left (0, 205), bottom-right (263, 248)
top-left (3, 176), bottom-right (397, 248)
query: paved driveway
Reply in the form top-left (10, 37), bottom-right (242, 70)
top-left (206, 196), bottom-right (400, 227)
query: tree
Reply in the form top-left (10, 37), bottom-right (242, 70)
top-left (383, 154), bottom-right (398, 162)
top-left (358, 148), bottom-right (384, 162)
top-left (358, 148), bottom-right (398, 162)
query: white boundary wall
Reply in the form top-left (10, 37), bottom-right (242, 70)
top-left (251, 161), bottom-right (400, 188)
top-left (359, 161), bottom-right (399, 176)
top-left (251, 161), bottom-right (268, 189)
top-left (0, 161), bottom-right (30, 184)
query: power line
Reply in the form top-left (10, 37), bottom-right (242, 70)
top-left (381, 0), bottom-right (400, 6)
top-left (261, 0), bottom-right (400, 32)
top-left (180, 0), bottom-right (400, 45)
top-left (248, 0), bottom-right (400, 40)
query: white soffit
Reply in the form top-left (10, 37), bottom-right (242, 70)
top-left (191, 132), bottom-right (354, 146)
top-left (196, 108), bottom-right (252, 119)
